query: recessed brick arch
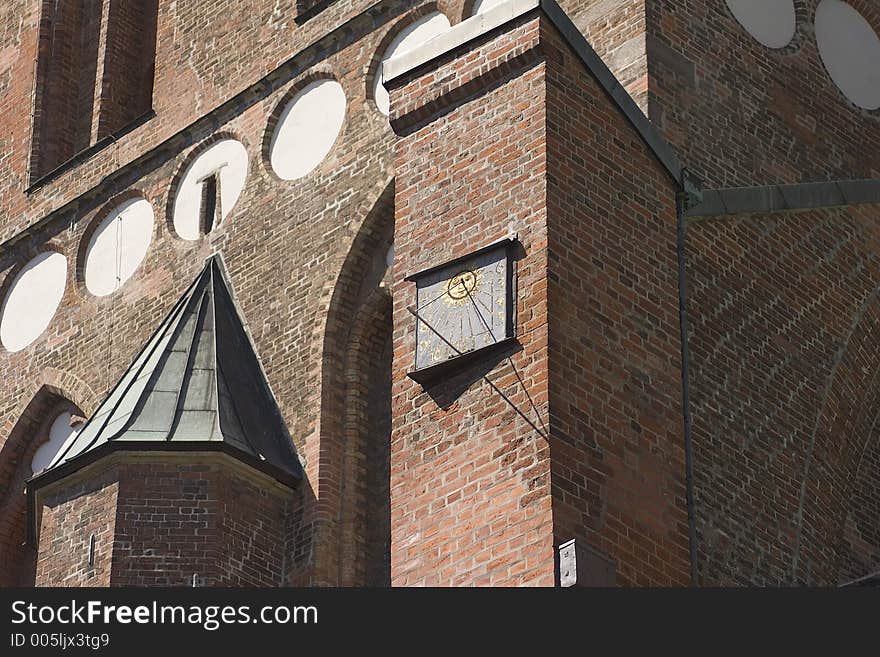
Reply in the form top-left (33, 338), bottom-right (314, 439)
top-left (338, 285), bottom-right (393, 586)
top-left (0, 367), bottom-right (99, 494)
top-left (311, 179), bottom-right (394, 585)
top-left (29, 0), bottom-right (159, 180)
top-left (792, 285), bottom-right (880, 583)
top-left (0, 370), bottom-right (96, 586)
top-left (837, 420), bottom-right (880, 583)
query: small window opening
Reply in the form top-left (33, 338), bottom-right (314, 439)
top-left (197, 165), bottom-right (226, 235)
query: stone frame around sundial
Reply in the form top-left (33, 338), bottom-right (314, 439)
top-left (405, 237), bottom-right (517, 384)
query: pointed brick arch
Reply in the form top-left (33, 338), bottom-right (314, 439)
top-left (339, 285), bottom-right (393, 586)
top-left (792, 286), bottom-right (880, 583)
top-left (312, 180), bottom-right (394, 586)
top-left (0, 370), bottom-right (96, 586)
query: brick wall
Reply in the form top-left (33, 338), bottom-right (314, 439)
top-left (685, 204), bottom-right (880, 585)
top-left (35, 469), bottom-right (118, 586)
top-left (388, 6), bottom-right (690, 587)
top-left (3, 0), bottom-right (879, 589)
top-left (0, 0), bottom-right (444, 241)
top-left (1, 1), bottom-right (457, 586)
top-left (544, 17), bottom-right (690, 585)
top-left (28, 0), bottom-right (159, 178)
top-left (34, 455), bottom-right (294, 587)
top-left (389, 14), bottom-right (555, 586)
top-left (112, 460), bottom-right (292, 587)
top-left (0, 392), bottom-right (86, 586)
top-left (341, 287), bottom-right (393, 586)
top-left (0, 0), bottom-right (664, 590)
top-left (645, 0), bottom-right (880, 187)
top-left (562, 0), bottom-right (648, 111)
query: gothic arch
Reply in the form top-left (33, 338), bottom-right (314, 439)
top-left (0, 367), bottom-right (98, 493)
top-left (312, 179), bottom-right (394, 585)
top-left (0, 371), bottom-right (95, 586)
top-left (792, 285), bottom-right (880, 583)
top-left (338, 285), bottom-right (393, 586)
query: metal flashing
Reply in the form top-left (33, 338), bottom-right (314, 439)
top-left (687, 179), bottom-right (880, 217)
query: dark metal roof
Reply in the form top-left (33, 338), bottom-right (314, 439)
top-left (40, 255), bottom-right (302, 482)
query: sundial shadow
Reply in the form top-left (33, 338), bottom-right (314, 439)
top-left (418, 339), bottom-right (522, 410)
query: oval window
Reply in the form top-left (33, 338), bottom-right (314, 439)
top-left (374, 12), bottom-right (451, 116)
top-left (172, 139), bottom-right (249, 240)
top-left (84, 198), bottom-right (154, 297)
top-left (0, 252), bottom-right (67, 353)
top-left (726, 0), bottom-right (796, 49)
top-left (815, 0), bottom-right (880, 110)
top-left (269, 79), bottom-right (347, 180)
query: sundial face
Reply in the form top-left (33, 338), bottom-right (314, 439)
top-left (413, 244), bottom-right (512, 371)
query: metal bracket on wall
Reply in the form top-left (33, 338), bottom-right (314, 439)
top-left (557, 538), bottom-right (617, 587)
top-left (679, 168), bottom-right (704, 212)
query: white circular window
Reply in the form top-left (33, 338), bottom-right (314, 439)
top-left (172, 139), bottom-right (249, 241)
top-left (84, 198), bottom-right (154, 297)
top-left (726, 1), bottom-right (796, 49)
top-left (374, 12), bottom-right (452, 116)
top-left (0, 252), bottom-right (67, 353)
top-left (31, 411), bottom-right (82, 474)
top-left (816, 1), bottom-right (880, 110)
top-left (472, 0), bottom-right (507, 15)
top-left (269, 80), bottom-right (347, 180)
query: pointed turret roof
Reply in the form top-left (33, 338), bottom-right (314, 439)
top-left (33, 256), bottom-right (301, 486)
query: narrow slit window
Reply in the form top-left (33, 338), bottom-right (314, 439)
top-left (198, 173), bottom-right (220, 235)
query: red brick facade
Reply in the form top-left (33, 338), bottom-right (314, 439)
top-left (34, 454), bottom-right (294, 586)
top-left (389, 15), bottom-right (554, 586)
top-left (645, 0), bottom-right (880, 187)
top-left (385, 6), bottom-right (689, 587)
top-left (544, 19), bottom-right (690, 585)
top-left (0, 0), bottom-right (878, 587)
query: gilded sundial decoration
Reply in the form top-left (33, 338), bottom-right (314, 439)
top-left (406, 238), bottom-right (516, 381)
